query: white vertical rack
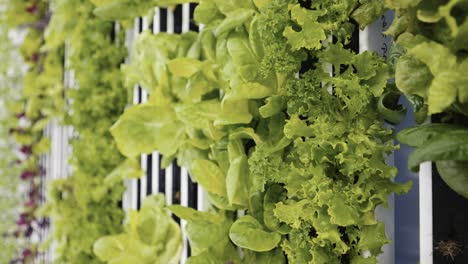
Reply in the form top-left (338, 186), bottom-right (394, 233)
top-left (419, 162), bottom-right (433, 264)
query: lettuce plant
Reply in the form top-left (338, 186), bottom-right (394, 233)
top-left (386, 0), bottom-right (468, 198)
top-left (39, 1), bottom-right (132, 263)
top-left (94, 194), bottom-right (183, 264)
top-left (109, 0), bottom-right (411, 263)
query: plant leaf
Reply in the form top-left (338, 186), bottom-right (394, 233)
top-left (229, 215), bottom-right (281, 252)
top-left (436, 160), bottom-right (468, 198)
top-left (408, 132), bottom-right (468, 171)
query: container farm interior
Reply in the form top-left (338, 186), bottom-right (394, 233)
top-left (0, 1), bottom-right (468, 264)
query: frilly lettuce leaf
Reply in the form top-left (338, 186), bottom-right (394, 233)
top-left (396, 41), bottom-right (468, 114)
top-left (283, 4), bottom-right (326, 50)
top-left (351, 0), bottom-right (386, 29)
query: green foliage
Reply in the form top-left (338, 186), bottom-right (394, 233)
top-left (93, 194), bottom-right (183, 264)
top-left (387, 0), bottom-right (468, 115)
top-left (41, 1), bottom-right (130, 263)
top-left (110, 0), bottom-right (410, 263)
top-left (111, 104), bottom-right (185, 157)
top-left (387, 0), bottom-right (468, 198)
top-left (398, 124), bottom-right (468, 198)
top-left (229, 215), bottom-right (282, 252)
top-left (283, 4), bottom-right (326, 51)
top-left (0, 1), bottom-right (66, 263)
top-left (92, 0), bottom-right (197, 21)
top-left (0, 0), bottom-right (47, 28)
top-left (169, 206), bottom-right (240, 263)
top-left (0, 24), bottom-right (23, 263)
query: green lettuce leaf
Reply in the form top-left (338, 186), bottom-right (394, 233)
top-left (351, 0), bottom-right (386, 29)
top-left (229, 215), bottom-right (282, 252)
top-left (93, 194), bottom-right (182, 264)
top-left (436, 161), bottom-right (468, 198)
top-left (408, 131), bottom-right (468, 171)
top-left (110, 104), bottom-right (185, 157)
top-left (397, 123), bottom-right (467, 147)
top-left (190, 159), bottom-right (227, 197)
top-left (395, 54), bottom-right (432, 98)
top-left (283, 4), bottom-right (326, 51)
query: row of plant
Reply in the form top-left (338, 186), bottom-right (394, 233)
top-left (0, 0), bottom-right (65, 262)
top-left (37, 0), bottom-right (142, 263)
top-left (386, 0), bottom-right (468, 198)
top-left (0, 23), bottom-right (24, 263)
top-left (90, 0), bottom-right (414, 263)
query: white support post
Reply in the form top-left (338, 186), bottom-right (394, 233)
top-left (153, 7), bottom-right (161, 34)
top-left (150, 8), bottom-right (162, 197)
top-left (130, 17), bottom-right (141, 211)
top-left (180, 167), bottom-right (189, 263)
top-left (180, 4), bottom-right (191, 262)
top-left (197, 19), bottom-right (207, 213)
top-left (167, 8), bottom-right (174, 34)
top-left (140, 17), bottom-right (149, 202)
top-left (140, 153), bottom-right (148, 202)
top-left (151, 154), bottom-right (160, 194)
top-left (419, 162), bottom-right (433, 264)
top-left (157, 8), bottom-right (176, 208)
top-left (165, 163), bottom-right (173, 206)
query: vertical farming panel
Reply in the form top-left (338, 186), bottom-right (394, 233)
top-left (117, 4), bottom-right (429, 264)
top-left (121, 4), bottom-right (203, 262)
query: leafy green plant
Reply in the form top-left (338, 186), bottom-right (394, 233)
top-left (398, 124), bottom-right (468, 198)
top-left (0, 1), bottom-right (66, 262)
top-left (110, 0), bottom-right (410, 263)
top-left (0, 25), bottom-right (24, 263)
top-left (386, 0), bottom-right (468, 198)
top-left (93, 194), bottom-right (183, 264)
top-left (40, 1), bottom-right (133, 263)
top-left (385, 0), bottom-right (468, 117)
